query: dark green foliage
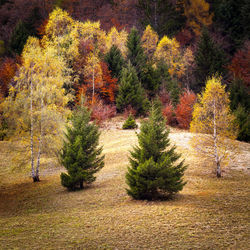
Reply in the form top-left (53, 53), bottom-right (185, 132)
top-left (0, 115), bottom-right (8, 141)
top-left (104, 45), bottom-right (124, 79)
top-left (60, 105), bottom-right (104, 190)
top-left (229, 79), bottom-right (250, 111)
top-left (234, 105), bottom-right (250, 142)
top-left (156, 61), bottom-right (181, 106)
top-left (126, 27), bottom-right (146, 78)
top-left (213, 0), bottom-right (250, 51)
top-left (126, 102), bottom-right (187, 200)
top-left (116, 62), bottom-right (149, 116)
top-left (9, 20), bottom-right (30, 55)
top-left (137, 0), bottom-right (186, 38)
top-left (229, 79), bottom-right (250, 142)
top-left (140, 62), bottom-right (161, 98)
top-left (194, 28), bottom-right (227, 93)
top-left (122, 114), bottom-right (138, 129)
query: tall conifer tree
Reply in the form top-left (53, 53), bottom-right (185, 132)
top-left (194, 28), bottom-right (227, 92)
top-left (60, 104), bottom-right (104, 190)
top-left (126, 101), bottom-right (187, 200)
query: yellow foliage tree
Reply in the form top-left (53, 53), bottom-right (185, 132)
top-left (2, 37), bottom-right (72, 182)
top-left (106, 27), bottom-right (128, 57)
top-left (184, 0), bottom-right (213, 36)
top-left (154, 35), bottom-right (184, 78)
top-left (190, 76), bottom-right (238, 178)
top-left (42, 7), bottom-right (78, 64)
top-left (141, 25), bottom-right (159, 59)
top-left (83, 50), bottom-right (103, 104)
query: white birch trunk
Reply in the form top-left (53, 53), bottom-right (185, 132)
top-left (92, 67), bottom-right (95, 104)
top-left (35, 98), bottom-right (44, 182)
top-left (213, 100), bottom-right (221, 178)
top-left (30, 80), bottom-right (35, 180)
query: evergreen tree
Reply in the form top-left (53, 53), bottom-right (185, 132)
top-left (194, 28), bottom-right (227, 93)
top-left (126, 102), bottom-right (187, 200)
top-left (137, 0), bottom-right (186, 38)
top-left (213, 0), bottom-right (250, 51)
top-left (126, 27), bottom-right (146, 78)
top-left (104, 45), bottom-right (124, 79)
top-left (60, 105), bottom-right (104, 190)
top-left (122, 114), bottom-right (138, 129)
top-left (116, 62), bottom-right (149, 115)
top-left (229, 78), bottom-right (250, 142)
top-left (9, 20), bottom-right (30, 55)
top-left (140, 62), bottom-right (161, 99)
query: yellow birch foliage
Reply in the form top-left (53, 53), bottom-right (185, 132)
top-left (184, 0), bottom-right (213, 36)
top-left (106, 27), bottom-right (128, 57)
top-left (190, 76), bottom-right (238, 175)
top-left (154, 36), bottom-right (184, 78)
top-left (2, 37), bottom-right (72, 170)
top-left (75, 20), bottom-right (107, 54)
top-left (141, 25), bottom-right (159, 59)
top-left (42, 7), bottom-right (79, 64)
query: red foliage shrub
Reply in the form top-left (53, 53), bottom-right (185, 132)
top-left (90, 99), bottom-right (116, 125)
top-left (162, 103), bottom-right (176, 126)
top-left (158, 88), bottom-right (171, 106)
top-left (123, 105), bottom-right (137, 118)
top-left (175, 90), bottom-right (196, 129)
top-left (228, 41), bottom-right (250, 87)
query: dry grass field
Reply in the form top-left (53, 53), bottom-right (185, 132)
top-left (0, 122), bottom-right (250, 249)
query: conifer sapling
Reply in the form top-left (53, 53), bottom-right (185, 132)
top-left (60, 104), bottom-right (104, 190)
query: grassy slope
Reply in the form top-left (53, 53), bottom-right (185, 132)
top-left (0, 128), bottom-right (249, 249)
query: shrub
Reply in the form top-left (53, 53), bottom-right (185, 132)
top-left (176, 90), bottom-right (196, 129)
top-left (122, 114), bottom-right (138, 129)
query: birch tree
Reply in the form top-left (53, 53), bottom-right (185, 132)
top-left (3, 37), bottom-right (71, 182)
top-left (190, 76), bottom-right (238, 177)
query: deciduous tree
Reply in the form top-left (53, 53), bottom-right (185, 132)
top-left (3, 37), bottom-right (71, 182)
top-left (190, 76), bottom-right (238, 177)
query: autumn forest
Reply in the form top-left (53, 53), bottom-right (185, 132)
top-left (0, 0), bottom-right (249, 249)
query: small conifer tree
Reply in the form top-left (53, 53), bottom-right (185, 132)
top-left (60, 105), bottom-right (104, 190)
top-left (116, 62), bottom-right (149, 115)
top-left (126, 101), bottom-right (187, 200)
top-left (122, 114), bottom-right (138, 129)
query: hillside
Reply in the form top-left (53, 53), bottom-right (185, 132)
top-left (0, 125), bottom-right (249, 249)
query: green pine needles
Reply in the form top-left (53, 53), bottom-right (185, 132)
top-left (126, 102), bottom-right (187, 200)
top-left (60, 105), bottom-right (104, 191)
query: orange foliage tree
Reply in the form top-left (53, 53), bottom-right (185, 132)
top-left (175, 90), bottom-right (196, 129)
top-left (228, 41), bottom-right (250, 87)
top-left (0, 58), bottom-right (18, 97)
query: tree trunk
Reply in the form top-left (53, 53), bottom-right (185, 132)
top-left (35, 99), bottom-right (44, 183)
top-left (213, 100), bottom-right (221, 178)
top-left (30, 80), bottom-right (35, 181)
top-left (92, 68), bottom-right (95, 104)
top-left (79, 181), bottom-right (83, 189)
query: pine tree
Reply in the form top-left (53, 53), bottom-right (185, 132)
top-left (194, 28), bottom-right (227, 92)
top-left (126, 101), bottom-right (187, 200)
top-left (104, 45), bottom-right (124, 79)
top-left (60, 105), bottom-right (104, 190)
top-left (9, 20), bottom-right (30, 54)
top-left (137, 0), bottom-right (186, 38)
top-left (116, 62), bottom-right (149, 115)
top-left (126, 27), bottom-right (146, 78)
top-left (229, 78), bottom-right (250, 142)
